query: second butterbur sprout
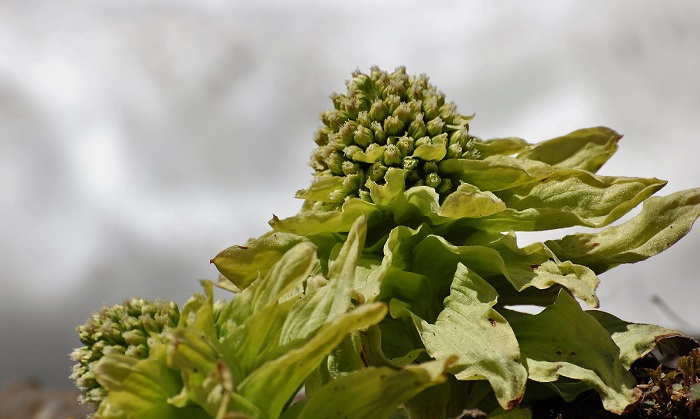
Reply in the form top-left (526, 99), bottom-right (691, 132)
top-left (70, 298), bottom-right (180, 405)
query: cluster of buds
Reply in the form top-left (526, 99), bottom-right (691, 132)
top-left (69, 298), bottom-right (180, 405)
top-left (309, 66), bottom-right (480, 205)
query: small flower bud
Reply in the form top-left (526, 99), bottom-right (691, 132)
top-left (342, 161), bottom-right (362, 175)
top-left (310, 149), bottom-right (328, 172)
top-left (447, 143), bottom-right (463, 159)
top-left (121, 316), bottom-right (139, 331)
top-left (407, 115), bottom-right (427, 139)
top-left (396, 136), bottom-right (414, 157)
top-left (426, 117), bottom-right (444, 137)
top-left (408, 74), bottom-right (429, 98)
top-left (354, 125), bottom-right (374, 148)
top-left (125, 344), bottom-right (148, 358)
top-left (325, 151), bottom-right (345, 175)
top-left (321, 109), bottom-right (347, 130)
top-left (425, 172), bottom-right (441, 188)
top-left (330, 92), bottom-right (345, 110)
top-left (424, 161), bottom-right (438, 174)
top-left (462, 149), bottom-right (481, 159)
top-left (383, 144), bottom-right (402, 167)
top-left (407, 100), bottom-right (423, 120)
top-left (338, 121), bottom-right (359, 146)
top-left (439, 102), bottom-right (458, 124)
top-left (384, 115), bottom-right (405, 136)
top-left (349, 71), bottom-right (373, 94)
top-left (122, 329), bottom-right (146, 346)
top-left (343, 145), bottom-right (363, 161)
top-left (422, 95), bottom-right (440, 120)
top-left (437, 178), bottom-right (453, 195)
top-left (369, 100), bottom-right (389, 121)
top-left (383, 78), bottom-right (406, 99)
top-left (449, 126), bottom-right (469, 147)
top-left (357, 110), bottom-right (372, 128)
top-left (368, 162), bottom-right (388, 182)
top-left (385, 95), bottom-right (401, 114)
top-left (431, 133), bottom-right (448, 146)
top-left (328, 136), bottom-right (344, 152)
top-left (328, 188), bottom-right (348, 202)
top-left (415, 136), bottom-right (431, 148)
top-left (370, 121), bottom-right (387, 144)
top-left (370, 65), bottom-right (388, 85)
top-left (392, 65), bottom-right (408, 80)
top-left (402, 157), bottom-right (419, 171)
top-left (313, 128), bottom-right (330, 146)
top-left (392, 102), bottom-right (412, 124)
top-left (342, 95), bottom-right (364, 118)
top-left (435, 91), bottom-right (446, 108)
top-left (343, 173), bottom-right (364, 192)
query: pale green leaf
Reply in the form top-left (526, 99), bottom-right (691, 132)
top-left (238, 303), bottom-right (388, 419)
top-left (389, 187), bottom-right (442, 226)
top-left (473, 137), bottom-right (531, 158)
top-left (212, 230), bottom-right (309, 290)
top-left (411, 233), bottom-right (600, 308)
top-left (352, 144), bottom-right (386, 163)
top-left (360, 323), bottom-right (425, 369)
top-left (368, 168), bottom-right (408, 207)
top-left (439, 184), bottom-right (507, 219)
top-left (295, 176), bottom-right (344, 203)
top-left (461, 171), bottom-right (666, 231)
top-left (516, 127), bottom-right (621, 173)
top-left (391, 264), bottom-right (528, 411)
top-left (270, 198), bottom-right (380, 236)
top-left (280, 215), bottom-right (366, 343)
top-left (508, 291), bottom-right (639, 414)
top-left (588, 310), bottom-right (695, 369)
top-left (438, 155), bottom-right (553, 192)
top-left (223, 299), bottom-right (297, 378)
top-left (546, 188), bottom-right (700, 273)
top-left (165, 328), bottom-right (226, 416)
top-left (497, 170), bottom-right (665, 226)
top-left (412, 143), bottom-right (447, 161)
top-left (177, 281), bottom-right (217, 339)
top-left (250, 242), bottom-right (316, 315)
top-left (221, 242), bottom-right (316, 327)
top-left (296, 358), bottom-right (454, 419)
top-left (94, 343), bottom-right (209, 418)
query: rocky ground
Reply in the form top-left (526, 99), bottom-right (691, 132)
top-left (0, 378), bottom-right (91, 419)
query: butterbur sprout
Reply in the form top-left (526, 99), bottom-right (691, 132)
top-left (70, 298), bottom-right (179, 405)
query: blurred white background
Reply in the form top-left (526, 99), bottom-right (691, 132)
top-left (1, 0), bottom-right (699, 387)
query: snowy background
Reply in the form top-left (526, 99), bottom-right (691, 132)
top-left (1, 0), bottom-right (699, 387)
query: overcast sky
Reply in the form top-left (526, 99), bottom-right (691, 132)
top-left (1, 0), bottom-right (699, 387)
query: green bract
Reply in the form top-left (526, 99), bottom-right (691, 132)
top-left (75, 67), bottom-right (700, 418)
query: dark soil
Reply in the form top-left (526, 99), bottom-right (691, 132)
top-left (0, 378), bottom-right (92, 419)
top-left (528, 353), bottom-right (699, 419)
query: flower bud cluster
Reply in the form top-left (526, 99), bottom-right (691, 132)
top-left (69, 298), bottom-right (180, 405)
top-left (310, 66), bottom-right (480, 204)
